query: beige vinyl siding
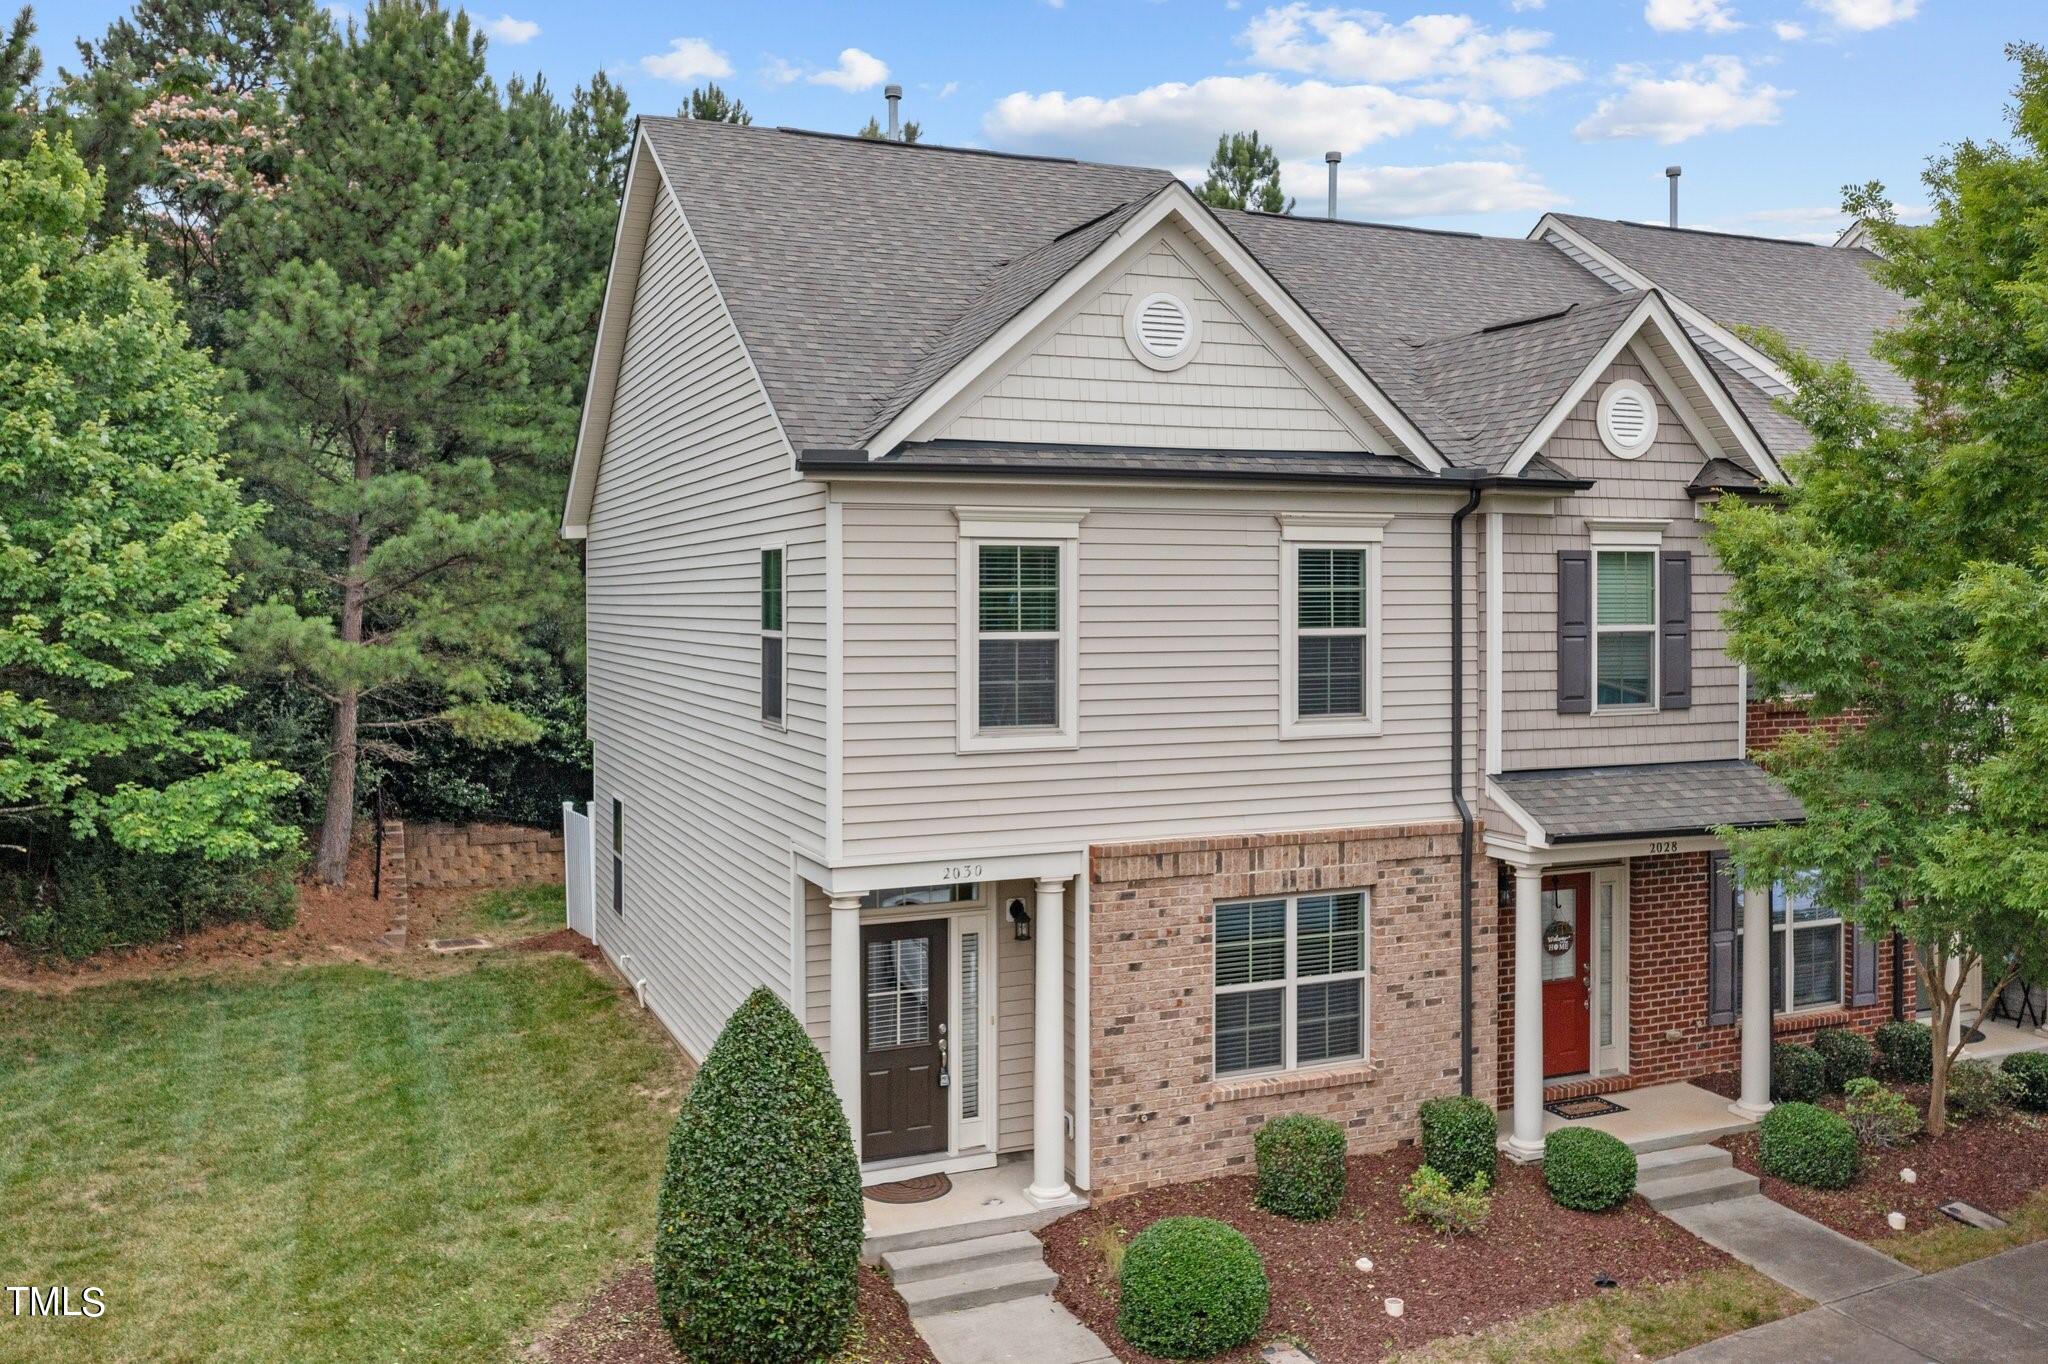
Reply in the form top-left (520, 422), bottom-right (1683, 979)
top-left (1497, 354), bottom-right (1741, 771)
top-left (996, 881), bottom-right (1036, 1154)
top-left (936, 233), bottom-right (1362, 452)
top-left (838, 483), bottom-right (1462, 861)
top-left (584, 185), bottom-right (827, 1060)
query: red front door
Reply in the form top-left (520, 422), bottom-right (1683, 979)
top-left (1540, 873), bottom-right (1594, 1077)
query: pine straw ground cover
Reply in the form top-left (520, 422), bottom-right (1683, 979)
top-left (1041, 1143), bottom-right (1782, 1364)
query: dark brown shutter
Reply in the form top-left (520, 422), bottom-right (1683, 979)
top-left (1707, 853), bottom-right (1737, 1026)
top-left (1660, 551), bottom-right (1693, 710)
top-left (1850, 923), bottom-right (1878, 1006)
top-left (1557, 550), bottom-right (1592, 714)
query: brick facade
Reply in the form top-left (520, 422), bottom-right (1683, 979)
top-left (407, 822), bottom-right (565, 889)
top-left (1087, 822), bottom-right (1494, 1199)
top-left (1746, 697), bottom-right (1864, 753)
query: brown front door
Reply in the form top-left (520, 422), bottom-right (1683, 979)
top-left (1540, 873), bottom-right (1594, 1077)
top-left (860, 920), bottom-right (949, 1161)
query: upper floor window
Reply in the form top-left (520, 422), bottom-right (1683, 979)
top-left (1280, 514), bottom-right (1386, 739)
top-left (761, 546), bottom-right (785, 724)
top-left (1595, 549), bottom-right (1656, 708)
top-left (954, 507), bottom-right (1085, 753)
top-left (1214, 890), bottom-right (1368, 1077)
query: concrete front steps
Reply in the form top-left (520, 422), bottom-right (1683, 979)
top-left (883, 1230), bottom-right (1059, 1320)
top-left (1637, 1144), bottom-right (1760, 1211)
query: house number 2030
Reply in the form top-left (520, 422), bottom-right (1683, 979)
top-left (940, 863), bottom-right (982, 882)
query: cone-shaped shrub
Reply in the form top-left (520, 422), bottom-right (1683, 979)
top-left (654, 988), bottom-right (862, 1363)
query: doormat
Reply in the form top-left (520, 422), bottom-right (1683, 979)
top-left (1545, 1096), bottom-right (1628, 1120)
top-left (864, 1173), bottom-right (952, 1205)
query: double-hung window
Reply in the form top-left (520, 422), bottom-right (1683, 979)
top-left (1594, 548), bottom-right (1657, 709)
top-left (1213, 890), bottom-right (1368, 1076)
top-left (1736, 873), bottom-right (1843, 1013)
top-left (761, 547), bottom-right (784, 724)
top-left (955, 507), bottom-right (1083, 752)
top-left (1280, 515), bottom-right (1386, 738)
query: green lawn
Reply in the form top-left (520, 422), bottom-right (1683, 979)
top-left (0, 953), bottom-right (685, 1364)
top-left (454, 883), bottom-right (569, 940)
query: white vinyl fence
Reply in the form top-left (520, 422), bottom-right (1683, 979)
top-left (562, 800), bottom-right (595, 940)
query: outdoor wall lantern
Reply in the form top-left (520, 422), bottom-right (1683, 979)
top-left (1008, 899), bottom-right (1032, 941)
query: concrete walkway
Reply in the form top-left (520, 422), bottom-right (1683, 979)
top-left (1664, 1194), bottom-right (1918, 1303)
top-left (1671, 1237), bottom-right (2048, 1362)
top-left (913, 1295), bottom-right (1116, 1364)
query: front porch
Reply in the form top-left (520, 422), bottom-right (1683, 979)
top-left (1502, 1080), bottom-right (1758, 1154)
top-left (860, 1155), bottom-right (1085, 1259)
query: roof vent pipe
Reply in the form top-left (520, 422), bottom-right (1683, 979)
top-left (1665, 165), bottom-right (1682, 228)
top-left (885, 84), bottom-right (903, 141)
top-left (1325, 151), bottom-right (1341, 220)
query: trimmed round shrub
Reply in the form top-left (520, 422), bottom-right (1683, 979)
top-left (1843, 1076), bottom-right (1921, 1149)
top-left (1253, 1114), bottom-right (1347, 1220)
top-left (1759, 1101), bottom-right (1860, 1189)
top-left (1542, 1128), bottom-right (1637, 1211)
top-left (2002, 1051), bottom-right (2048, 1112)
top-left (1418, 1095), bottom-right (1498, 1191)
top-left (1771, 1042), bottom-right (1827, 1103)
top-left (1811, 1028), bottom-right (1875, 1093)
top-left (1116, 1217), bottom-right (1269, 1360)
top-left (654, 988), bottom-right (862, 1364)
top-left (1946, 1057), bottom-right (2022, 1120)
top-left (1875, 1020), bottom-right (1933, 1083)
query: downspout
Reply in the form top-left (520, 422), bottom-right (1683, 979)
top-left (1451, 483), bottom-right (1483, 1095)
top-left (1892, 929), bottom-right (1907, 1021)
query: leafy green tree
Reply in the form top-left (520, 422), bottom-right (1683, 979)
top-left (856, 114), bottom-right (920, 144)
top-left (225, 1), bottom-right (584, 883)
top-left (1708, 45), bottom-right (2048, 1134)
top-left (1198, 130), bottom-right (1293, 214)
top-left (0, 132), bottom-right (298, 861)
top-left (683, 80), bottom-right (749, 124)
top-left (0, 6), bottom-right (42, 161)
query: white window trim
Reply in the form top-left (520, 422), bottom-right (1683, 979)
top-left (955, 507), bottom-right (1085, 754)
top-left (1589, 524), bottom-right (1664, 715)
top-left (1212, 890), bottom-right (1371, 1079)
top-left (1738, 880), bottom-right (1846, 1015)
top-left (1597, 378), bottom-right (1660, 459)
top-left (761, 541), bottom-right (786, 730)
top-left (1279, 514), bottom-right (1388, 741)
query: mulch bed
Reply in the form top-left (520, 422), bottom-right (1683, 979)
top-left (1040, 1144), bottom-right (1733, 1364)
top-left (517, 927), bottom-right (606, 962)
top-left (529, 1260), bottom-right (936, 1364)
top-left (1717, 1085), bottom-right (2048, 1244)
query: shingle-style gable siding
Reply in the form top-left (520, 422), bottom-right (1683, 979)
top-left (1496, 353), bottom-right (1741, 772)
top-left (584, 186), bottom-right (827, 1058)
top-left (932, 230), bottom-right (1365, 452)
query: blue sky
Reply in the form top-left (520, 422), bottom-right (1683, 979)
top-left (35, 1), bottom-right (2043, 238)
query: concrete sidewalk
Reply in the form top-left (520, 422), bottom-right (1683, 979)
top-left (1670, 1237), bottom-right (2048, 1362)
top-left (913, 1295), bottom-right (1117, 1364)
top-left (1664, 1194), bottom-right (1918, 1303)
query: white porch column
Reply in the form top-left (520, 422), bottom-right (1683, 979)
top-left (827, 892), bottom-right (863, 1154)
top-left (1508, 864), bottom-right (1547, 1160)
top-left (1732, 875), bottom-right (1773, 1119)
top-left (1027, 874), bottom-right (1072, 1205)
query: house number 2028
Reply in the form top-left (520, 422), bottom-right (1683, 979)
top-left (940, 863), bottom-right (982, 882)
top-left (1647, 840), bottom-right (1679, 855)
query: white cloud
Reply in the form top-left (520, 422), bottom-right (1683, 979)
top-left (763, 56), bottom-right (802, 85)
top-left (483, 14), bottom-right (539, 44)
top-left (1807, 0), bottom-right (1918, 30)
top-left (1773, 20), bottom-right (1807, 39)
top-left (810, 47), bottom-right (890, 92)
top-left (1574, 56), bottom-right (1788, 143)
top-left (1509, 0), bottom-right (1546, 10)
top-left (1239, 6), bottom-right (1581, 99)
top-left (984, 73), bottom-right (1484, 168)
top-left (933, 80), bottom-right (961, 99)
top-left (1291, 157), bottom-right (1558, 218)
top-left (1644, 0), bottom-right (1743, 33)
top-left (641, 37), bottom-right (733, 83)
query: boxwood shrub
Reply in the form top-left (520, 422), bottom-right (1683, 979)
top-left (1542, 1128), bottom-right (1636, 1211)
top-left (654, 988), bottom-right (862, 1364)
top-left (1875, 1020), bottom-right (1933, 1083)
top-left (1946, 1058), bottom-right (2022, 1120)
top-left (1253, 1114), bottom-right (1348, 1220)
top-left (2003, 1051), bottom-right (2048, 1112)
top-left (1116, 1217), bottom-right (1269, 1360)
top-left (1771, 1042), bottom-right (1827, 1103)
top-left (1418, 1095), bottom-right (1497, 1190)
top-left (1759, 1101), bottom-right (1859, 1189)
top-left (1811, 1028), bottom-right (1875, 1093)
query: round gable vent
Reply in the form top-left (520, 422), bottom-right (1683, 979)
top-left (1124, 291), bottom-right (1201, 371)
top-left (1597, 379), bottom-right (1658, 459)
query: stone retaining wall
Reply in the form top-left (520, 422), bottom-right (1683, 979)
top-left (406, 822), bottom-right (564, 889)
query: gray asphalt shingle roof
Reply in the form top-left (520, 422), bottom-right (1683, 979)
top-left (1494, 760), bottom-right (1804, 843)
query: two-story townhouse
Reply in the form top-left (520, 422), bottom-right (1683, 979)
top-left (561, 116), bottom-right (1906, 1206)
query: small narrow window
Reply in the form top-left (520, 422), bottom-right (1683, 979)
top-left (976, 544), bottom-right (1060, 729)
top-left (760, 547), bottom-right (784, 723)
top-left (1594, 549), bottom-right (1656, 708)
top-left (610, 797), bottom-right (623, 916)
top-left (1296, 548), bottom-right (1367, 719)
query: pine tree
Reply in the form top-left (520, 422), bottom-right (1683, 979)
top-left (683, 81), bottom-right (749, 124)
top-left (225, 1), bottom-right (582, 883)
top-left (0, 6), bottom-right (42, 162)
top-left (1197, 130), bottom-right (1293, 215)
top-left (856, 115), bottom-right (921, 144)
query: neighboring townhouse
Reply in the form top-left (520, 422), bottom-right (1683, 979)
top-left (561, 116), bottom-right (1907, 1202)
